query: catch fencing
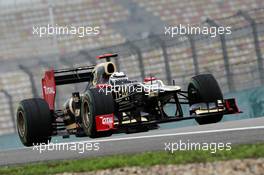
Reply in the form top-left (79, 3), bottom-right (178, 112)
top-left (0, 8), bottom-right (263, 135)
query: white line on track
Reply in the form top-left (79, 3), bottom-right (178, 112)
top-left (68, 125), bottom-right (264, 144)
top-left (4, 125), bottom-right (264, 151)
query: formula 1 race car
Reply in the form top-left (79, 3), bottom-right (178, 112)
top-left (16, 53), bottom-right (240, 146)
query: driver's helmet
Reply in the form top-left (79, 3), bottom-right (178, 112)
top-left (109, 72), bottom-right (129, 85)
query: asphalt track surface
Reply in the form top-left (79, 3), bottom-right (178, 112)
top-left (0, 117), bottom-right (264, 166)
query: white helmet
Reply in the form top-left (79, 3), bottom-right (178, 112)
top-left (109, 72), bottom-right (128, 84)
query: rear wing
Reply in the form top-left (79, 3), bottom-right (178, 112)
top-left (42, 66), bottom-right (94, 110)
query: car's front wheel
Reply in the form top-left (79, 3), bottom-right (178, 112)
top-left (188, 74), bottom-right (223, 125)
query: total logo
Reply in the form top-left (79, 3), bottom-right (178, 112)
top-left (43, 86), bottom-right (55, 95)
top-left (102, 116), bottom-right (113, 125)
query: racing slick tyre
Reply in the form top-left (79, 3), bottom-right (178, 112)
top-left (81, 88), bottom-right (114, 138)
top-left (16, 98), bottom-right (53, 146)
top-left (188, 74), bottom-right (223, 125)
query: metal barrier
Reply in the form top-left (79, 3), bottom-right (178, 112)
top-left (0, 8), bottom-right (264, 135)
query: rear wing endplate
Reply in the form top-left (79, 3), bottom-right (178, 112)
top-left (42, 66), bottom-right (94, 110)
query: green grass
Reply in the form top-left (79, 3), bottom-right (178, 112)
top-left (1, 144), bottom-right (264, 175)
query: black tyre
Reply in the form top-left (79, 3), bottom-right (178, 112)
top-left (188, 74), bottom-right (223, 125)
top-left (81, 88), bottom-right (114, 138)
top-left (16, 98), bottom-right (53, 146)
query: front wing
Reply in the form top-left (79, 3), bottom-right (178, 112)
top-left (95, 98), bottom-right (241, 132)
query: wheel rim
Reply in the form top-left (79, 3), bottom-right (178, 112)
top-left (83, 102), bottom-right (91, 128)
top-left (17, 111), bottom-right (26, 137)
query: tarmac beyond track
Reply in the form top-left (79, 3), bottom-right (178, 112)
top-left (0, 117), bottom-right (264, 166)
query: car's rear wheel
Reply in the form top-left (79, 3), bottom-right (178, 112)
top-left (188, 74), bottom-right (223, 125)
top-left (16, 98), bottom-right (53, 146)
top-left (81, 88), bottom-right (114, 138)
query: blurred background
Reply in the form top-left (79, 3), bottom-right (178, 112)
top-left (0, 0), bottom-right (264, 144)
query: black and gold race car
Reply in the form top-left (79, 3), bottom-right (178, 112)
top-left (16, 53), bottom-right (240, 146)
